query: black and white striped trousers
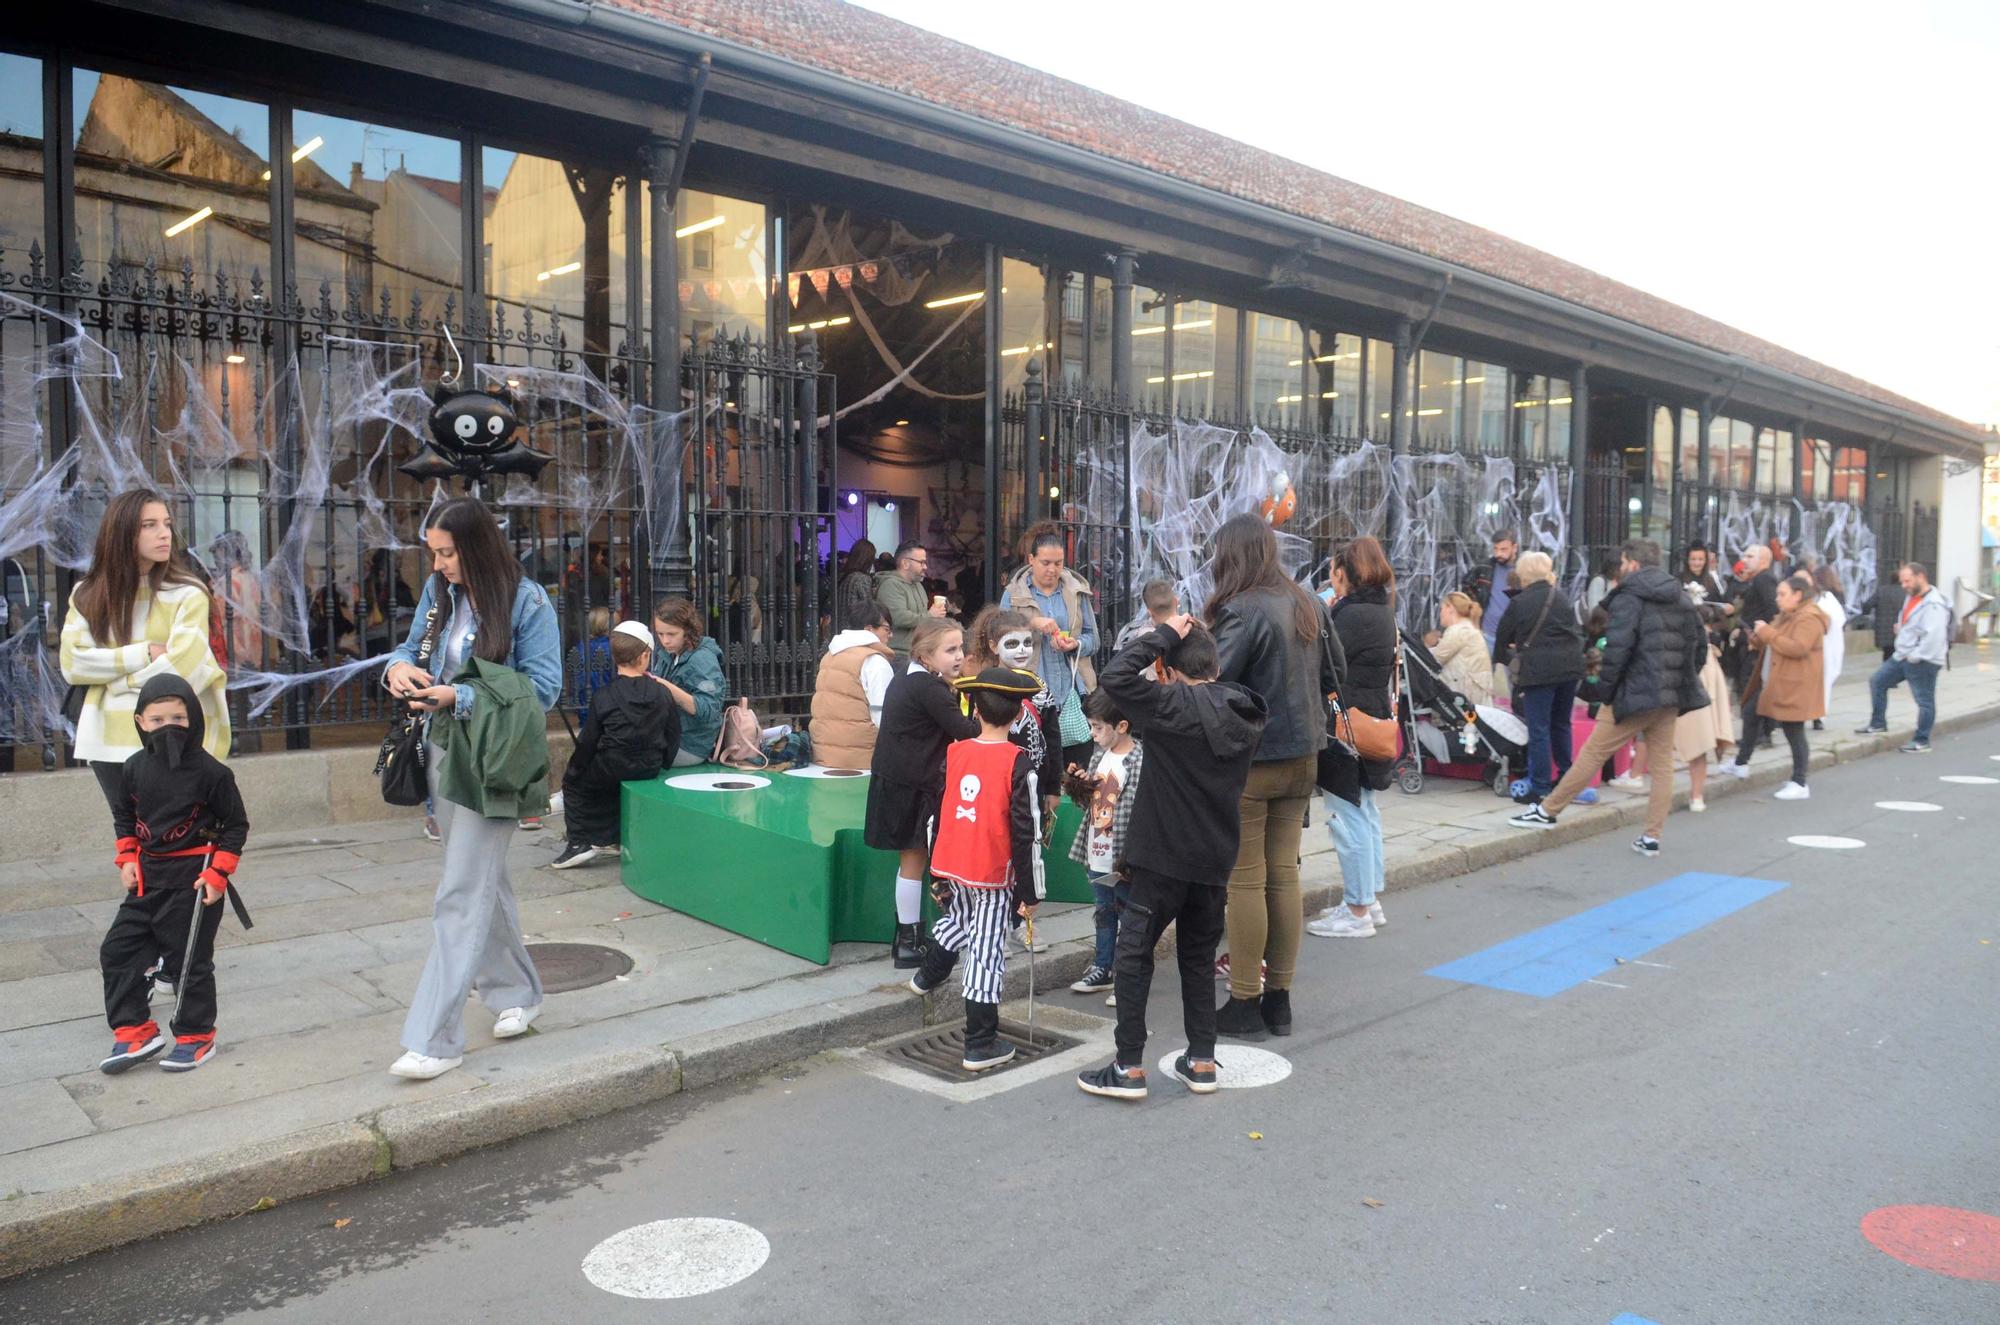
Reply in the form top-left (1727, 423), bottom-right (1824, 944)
top-left (929, 883), bottom-right (1012, 1004)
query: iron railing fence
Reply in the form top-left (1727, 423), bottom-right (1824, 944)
top-left (0, 246), bottom-right (834, 766)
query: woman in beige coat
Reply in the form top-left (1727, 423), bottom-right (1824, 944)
top-left (1724, 573), bottom-right (1825, 801)
top-left (1430, 592), bottom-right (1492, 706)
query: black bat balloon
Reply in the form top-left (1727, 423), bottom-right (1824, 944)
top-left (398, 382), bottom-right (553, 486)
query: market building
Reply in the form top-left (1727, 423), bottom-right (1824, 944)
top-left (0, 0), bottom-right (1988, 768)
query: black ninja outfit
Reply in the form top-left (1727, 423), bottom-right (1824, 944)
top-left (561, 672), bottom-right (681, 849)
top-left (100, 674), bottom-right (250, 1044)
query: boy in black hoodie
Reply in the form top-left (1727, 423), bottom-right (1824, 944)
top-left (1078, 617), bottom-right (1267, 1101)
top-left (553, 621), bottom-right (682, 869)
top-left (99, 673), bottom-right (250, 1074)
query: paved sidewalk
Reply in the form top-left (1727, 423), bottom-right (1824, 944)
top-left (2, 644), bottom-right (1994, 1272)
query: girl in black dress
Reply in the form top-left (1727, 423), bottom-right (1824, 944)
top-left (866, 617), bottom-right (977, 967)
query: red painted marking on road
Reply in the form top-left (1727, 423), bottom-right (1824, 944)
top-left (1861, 1205), bottom-right (2000, 1283)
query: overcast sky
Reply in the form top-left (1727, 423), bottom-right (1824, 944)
top-left (854, 0), bottom-right (1998, 427)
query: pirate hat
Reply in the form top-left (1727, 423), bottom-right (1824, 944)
top-left (953, 666), bottom-right (1042, 696)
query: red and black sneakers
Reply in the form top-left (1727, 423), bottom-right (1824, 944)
top-left (100, 1021), bottom-right (167, 1074)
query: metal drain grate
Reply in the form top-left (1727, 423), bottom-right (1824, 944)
top-left (875, 1019), bottom-right (1081, 1083)
top-left (526, 942), bottom-right (633, 993)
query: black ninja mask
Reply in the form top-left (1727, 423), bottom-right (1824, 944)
top-left (135, 672), bottom-right (206, 770)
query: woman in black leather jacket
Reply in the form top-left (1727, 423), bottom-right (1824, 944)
top-left (1310, 536), bottom-right (1396, 941)
top-left (1207, 514), bottom-right (1345, 1041)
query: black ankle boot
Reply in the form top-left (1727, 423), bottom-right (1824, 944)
top-left (1215, 994), bottom-right (1268, 1041)
top-left (1259, 987), bottom-right (1293, 1037)
top-left (892, 922), bottom-right (925, 969)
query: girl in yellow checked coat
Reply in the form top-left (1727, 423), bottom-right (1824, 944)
top-left (61, 489), bottom-right (231, 809)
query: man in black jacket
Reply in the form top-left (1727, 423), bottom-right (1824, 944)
top-left (1465, 531), bottom-right (1519, 654)
top-left (1077, 617), bottom-right (1267, 1102)
top-left (1510, 539), bottom-right (1707, 857)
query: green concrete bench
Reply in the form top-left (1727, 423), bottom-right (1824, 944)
top-left (620, 765), bottom-right (1094, 965)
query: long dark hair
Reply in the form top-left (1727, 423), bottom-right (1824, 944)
top-left (1204, 512), bottom-right (1322, 641)
top-left (75, 488), bottom-right (207, 645)
top-left (430, 498), bottom-right (521, 662)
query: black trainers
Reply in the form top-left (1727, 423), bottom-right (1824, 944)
top-left (1070, 964), bottom-right (1114, 993)
top-left (891, 922), bottom-right (926, 969)
top-left (1631, 835), bottom-right (1661, 858)
top-left (1900, 740), bottom-right (1932, 754)
top-left (1172, 1053), bottom-right (1218, 1094)
top-left (1508, 804), bottom-right (1557, 830)
top-left (551, 842), bottom-right (600, 870)
top-left (1854, 723), bottom-right (1888, 735)
top-left (961, 1038), bottom-right (1016, 1072)
top-left (1077, 1061), bottom-right (1147, 1100)
top-left (1259, 987), bottom-right (1292, 1037)
top-left (1215, 994), bottom-right (1268, 1042)
top-left (907, 945), bottom-right (956, 995)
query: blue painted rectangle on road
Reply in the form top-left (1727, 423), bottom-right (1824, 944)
top-left (1610, 1316), bottom-right (1661, 1325)
top-left (1427, 871), bottom-right (1787, 998)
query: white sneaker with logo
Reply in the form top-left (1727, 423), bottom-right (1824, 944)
top-left (1774, 781), bottom-right (1810, 800)
top-left (1307, 908), bottom-right (1377, 939)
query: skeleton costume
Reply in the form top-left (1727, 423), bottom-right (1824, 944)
top-left (988, 629), bottom-right (1062, 806)
top-left (915, 669), bottom-right (1046, 1065)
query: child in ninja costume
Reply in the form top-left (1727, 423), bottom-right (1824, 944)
top-left (552, 621), bottom-right (682, 870)
top-left (906, 667), bottom-right (1047, 1071)
top-left (97, 674), bottom-right (252, 1074)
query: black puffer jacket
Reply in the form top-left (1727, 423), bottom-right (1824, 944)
top-left (1212, 586), bottom-right (1346, 764)
top-left (1321, 586), bottom-right (1396, 801)
top-left (1598, 567), bottom-right (1710, 722)
top-left (1492, 581), bottom-right (1584, 688)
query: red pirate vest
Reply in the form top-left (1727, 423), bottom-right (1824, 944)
top-left (929, 738), bottom-right (1021, 889)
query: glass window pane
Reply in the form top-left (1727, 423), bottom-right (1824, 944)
top-left (1469, 363), bottom-right (1509, 454)
top-left (675, 190), bottom-right (767, 346)
top-left (1056, 272), bottom-right (1086, 391)
top-left (0, 54), bottom-right (42, 257)
top-left (1729, 418), bottom-right (1754, 490)
top-left (1416, 350), bottom-right (1463, 447)
top-left (996, 256), bottom-right (1049, 395)
top-left (1131, 285), bottom-right (1166, 405)
top-left (484, 147), bottom-right (646, 376)
top-left (1168, 301), bottom-right (1236, 416)
top-left (1250, 314), bottom-right (1304, 426)
top-left (1651, 406), bottom-right (1675, 499)
top-left (1366, 337), bottom-right (1396, 440)
top-left (1309, 331), bottom-right (1364, 435)
top-left (1774, 429), bottom-right (1794, 496)
top-left (1680, 408), bottom-right (1701, 481)
top-left (74, 73), bottom-right (271, 291)
top-left (1754, 427), bottom-right (1777, 493)
top-left (1518, 374), bottom-right (1550, 460)
top-left (292, 107), bottom-right (462, 316)
top-left (1707, 414), bottom-right (1730, 486)
top-left (1548, 378), bottom-right (1572, 459)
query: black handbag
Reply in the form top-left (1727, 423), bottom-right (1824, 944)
top-left (373, 603), bottom-right (440, 806)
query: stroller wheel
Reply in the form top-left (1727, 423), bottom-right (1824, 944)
top-left (1393, 755), bottom-right (1423, 795)
top-left (1491, 766), bottom-right (1513, 797)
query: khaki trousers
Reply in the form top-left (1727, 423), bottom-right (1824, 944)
top-left (1225, 754), bottom-right (1317, 999)
top-left (1539, 706), bottom-right (1679, 839)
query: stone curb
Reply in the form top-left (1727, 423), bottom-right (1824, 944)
top-left (3, 700), bottom-right (1992, 1277)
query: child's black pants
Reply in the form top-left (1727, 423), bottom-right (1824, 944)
top-left (101, 862), bottom-right (225, 1036)
top-left (1112, 865), bottom-right (1226, 1067)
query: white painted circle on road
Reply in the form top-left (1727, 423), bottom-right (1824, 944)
top-left (665, 772), bottom-right (772, 792)
top-left (1939, 775), bottom-right (1999, 785)
top-left (1875, 801), bottom-right (1943, 813)
top-left (1160, 1045), bottom-right (1292, 1089)
top-left (582, 1218), bottom-right (770, 1299)
top-left (1788, 835), bottom-right (1866, 850)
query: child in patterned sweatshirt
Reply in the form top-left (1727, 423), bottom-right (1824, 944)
top-left (1063, 687), bottom-right (1144, 998)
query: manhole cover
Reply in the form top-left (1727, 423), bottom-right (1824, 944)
top-left (526, 942), bottom-right (633, 993)
top-left (874, 1019), bottom-right (1080, 1084)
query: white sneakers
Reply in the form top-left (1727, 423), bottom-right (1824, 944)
top-left (1308, 907), bottom-right (1377, 939)
top-left (1609, 773), bottom-right (1648, 792)
top-left (1369, 900), bottom-right (1387, 929)
top-left (389, 1051), bottom-right (462, 1080)
top-left (1774, 782), bottom-right (1810, 801)
top-left (493, 1005), bottom-right (541, 1038)
top-left (1722, 762), bottom-right (1751, 781)
top-left (1689, 797), bottom-right (1706, 813)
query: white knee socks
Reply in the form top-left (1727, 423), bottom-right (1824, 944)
top-left (895, 874), bottom-right (923, 925)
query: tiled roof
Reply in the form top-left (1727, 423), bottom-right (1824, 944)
top-left (606, 0), bottom-right (1977, 435)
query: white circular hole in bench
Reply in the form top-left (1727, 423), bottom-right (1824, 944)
top-left (666, 773), bottom-right (773, 792)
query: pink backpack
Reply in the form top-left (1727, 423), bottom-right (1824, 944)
top-left (711, 697), bottom-right (769, 769)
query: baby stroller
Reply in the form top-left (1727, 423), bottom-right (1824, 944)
top-left (1393, 629), bottom-right (1526, 796)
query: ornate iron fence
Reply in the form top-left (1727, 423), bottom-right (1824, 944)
top-left (0, 246), bottom-right (832, 768)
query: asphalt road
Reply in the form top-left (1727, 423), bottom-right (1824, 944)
top-left (6, 730), bottom-right (1998, 1324)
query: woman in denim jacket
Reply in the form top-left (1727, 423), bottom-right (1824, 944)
top-left (382, 498), bottom-right (561, 1081)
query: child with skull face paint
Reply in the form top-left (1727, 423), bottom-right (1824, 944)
top-left (965, 607), bottom-right (1063, 832)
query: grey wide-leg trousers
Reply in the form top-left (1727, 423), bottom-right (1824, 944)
top-left (401, 748), bottom-right (544, 1057)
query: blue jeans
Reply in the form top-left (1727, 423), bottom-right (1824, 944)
top-left (1517, 678), bottom-right (1578, 795)
top-left (1090, 874), bottom-right (1131, 970)
top-left (1869, 658), bottom-right (1940, 742)
top-left (1325, 788), bottom-right (1384, 908)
